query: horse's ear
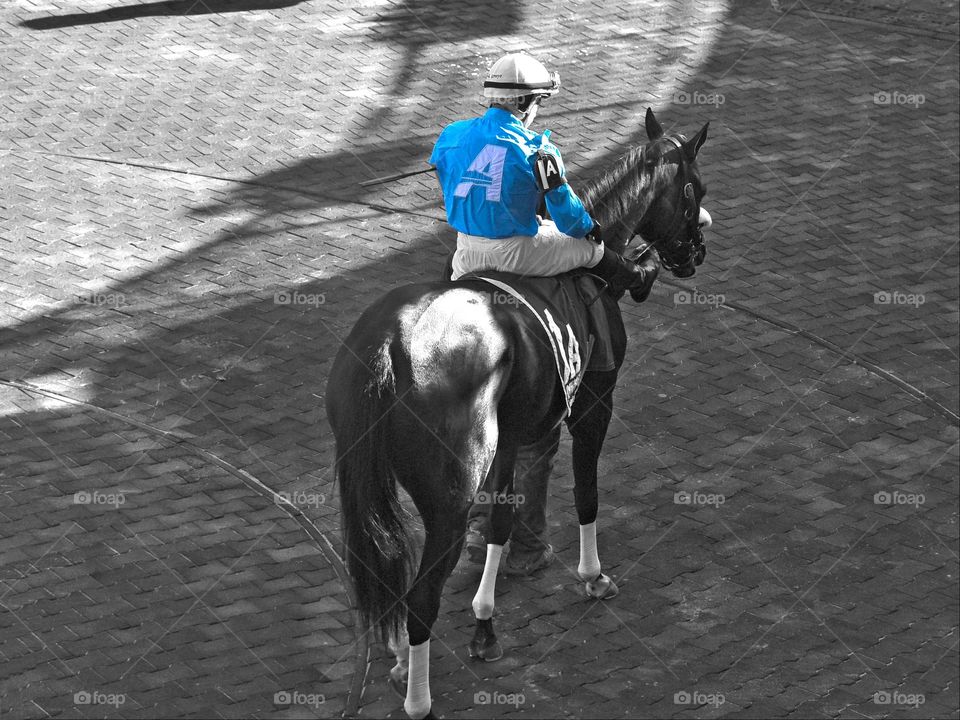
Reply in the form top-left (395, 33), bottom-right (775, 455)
top-left (645, 107), bottom-right (664, 140)
top-left (683, 121), bottom-right (709, 160)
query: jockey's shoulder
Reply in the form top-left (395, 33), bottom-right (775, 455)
top-left (438, 116), bottom-right (477, 138)
top-left (495, 125), bottom-right (537, 150)
top-left (532, 131), bottom-right (563, 156)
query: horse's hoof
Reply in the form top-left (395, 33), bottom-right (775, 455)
top-left (469, 637), bottom-right (503, 662)
top-left (585, 573), bottom-right (619, 600)
top-left (404, 704), bottom-right (436, 719)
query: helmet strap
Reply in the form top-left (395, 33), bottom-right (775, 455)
top-left (517, 94), bottom-right (537, 112)
top-left (518, 94), bottom-right (542, 128)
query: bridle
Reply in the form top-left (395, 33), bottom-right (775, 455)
top-left (632, 135), bottom-right (706, 273)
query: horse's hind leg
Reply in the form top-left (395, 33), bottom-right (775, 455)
top-left (400, 502), bottom-right (469, 718)
top-left (388, 628), bottom-right (409, 695)
top-left (568, 370), bottom-right (619, 600)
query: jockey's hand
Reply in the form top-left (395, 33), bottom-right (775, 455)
top-left (586, 218), bottom-right (603, 245)
top-left (629, 248), bottom-right (660, 303)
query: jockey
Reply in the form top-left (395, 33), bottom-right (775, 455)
top-left (430, 52), bottom-right (658, 296)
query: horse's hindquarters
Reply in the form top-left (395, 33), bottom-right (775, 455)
top-left (391, 286), bottom-right (512, 502)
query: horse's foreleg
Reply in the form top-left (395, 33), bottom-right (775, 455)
top-left (579, 521), bottom-right (617, 599)
top-left (568, 371), bottom-right (619, 600)
top-left (469, 434), bottom-right (519, 662)
top-left (469, 543), bottom-right (504, 661)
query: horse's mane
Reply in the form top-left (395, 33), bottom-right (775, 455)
top-left (575, 143), bottom-right (670, 253)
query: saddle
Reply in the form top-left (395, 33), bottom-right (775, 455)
top-left (459, 269), bottom-right (616, 413)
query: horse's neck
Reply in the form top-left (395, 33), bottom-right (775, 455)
top-left (579, 148), bottom-right (654, 254)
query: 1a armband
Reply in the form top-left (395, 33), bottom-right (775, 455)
top-left (534, 150), bottom-right (567, 192)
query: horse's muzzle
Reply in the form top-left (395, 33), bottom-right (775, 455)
top-left (673, 207), bottom-right (710, 276)
top-left (699, 206), bottom-right (712, 230)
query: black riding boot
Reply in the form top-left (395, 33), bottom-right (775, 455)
top-left (590, 247), bottom-right (658, 301)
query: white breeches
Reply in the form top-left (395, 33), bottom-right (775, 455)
top-left (451, 221), bottom-right (604, 280)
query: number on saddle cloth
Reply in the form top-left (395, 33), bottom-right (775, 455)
top-left (534, 149), bottom-right (566, 192)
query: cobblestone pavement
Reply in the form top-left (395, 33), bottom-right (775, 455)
top-left (0, 0), bottom-right (957, 718)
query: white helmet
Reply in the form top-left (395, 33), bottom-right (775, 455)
top-left (482, 53), bottom-right (561, 99)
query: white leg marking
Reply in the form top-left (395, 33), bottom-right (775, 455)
top-left (404, 640), bottom-right (431, 719)
top-left (578, 521), bottom-right (601, 581)
top-left (472, 544), bottom-right (504, 620)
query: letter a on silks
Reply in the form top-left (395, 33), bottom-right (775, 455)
top-left (455, 144), bottom-right (507, 200)
top-left (534, 149), bottom-right (566, 191)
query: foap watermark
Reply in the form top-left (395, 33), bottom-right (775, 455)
top-left (674, 690), bottom-right (726, 708)
top-left (74, 690), bottom-right (125, 708)
top-left (273, 691), bottom-right (325, 708)
top-left (475, 490), bottom-right (525, 506)
top-left (74, 490), bottom-right (126, 508)
top-left (674, 490), bottom-right (725, 507)
top-left (874, 90), bottom-right (925, 108)
top-left (274, 290), bottom-right (326, 307)
top-left (674, 289), bottom-right (725, 307)
top-left (492, 291), bottom-right (521, 307)
top-left (675, 90), bottom-right (725, 107)
top-left (474, 690), bottom-right (525, 708)
top-left (275, 490), bottom-right (326, 509)
top-left (78, 291), bottom-right (125, 308)
top-left (873, 290), bottom-right (925, 307)
top-left (874, 490), bottom-right (925, 509)
top-left (874, 690), bottom-right (925, 708)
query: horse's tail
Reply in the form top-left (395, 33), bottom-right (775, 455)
top-left (332, 338), bottom-right (411, 643)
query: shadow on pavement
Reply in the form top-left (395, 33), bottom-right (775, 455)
top-left (2, 3), bottom-right (958, 715)
top-left (21, 0), bottom-right (305, 29)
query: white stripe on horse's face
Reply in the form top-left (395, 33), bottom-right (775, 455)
top-left (699, 206), bottom-right (712, 229)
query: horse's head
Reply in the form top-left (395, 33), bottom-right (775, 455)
top-left (629, 108), bottom-right (711, 279)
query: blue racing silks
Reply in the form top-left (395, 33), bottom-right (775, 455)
top-left (429, 107), bottom-right (594, 239)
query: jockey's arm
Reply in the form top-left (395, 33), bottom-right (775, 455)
top-left (544, 182), bottom-right (594, 238)
top-left (532, 146), bottom-right (594, 238)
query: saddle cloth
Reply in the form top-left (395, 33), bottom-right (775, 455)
top-left (462, 271), bottom-right (615, 414)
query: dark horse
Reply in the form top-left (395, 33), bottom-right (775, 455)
top-left (327, 108), bottom-right (710, 718)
